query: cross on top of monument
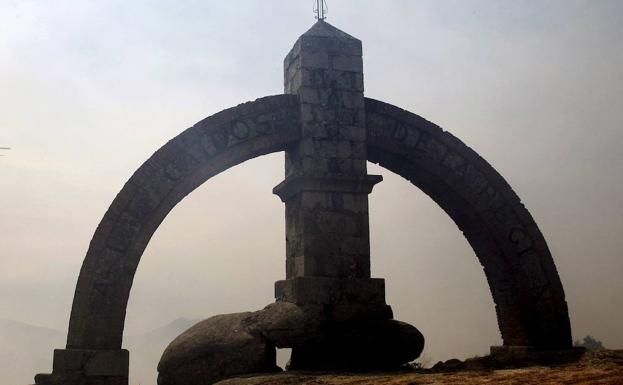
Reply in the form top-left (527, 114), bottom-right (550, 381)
top-left (314, 0), bottom-right (327, 20)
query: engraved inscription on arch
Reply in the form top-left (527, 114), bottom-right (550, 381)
top-left (365, 97), bottom-right (571, 349)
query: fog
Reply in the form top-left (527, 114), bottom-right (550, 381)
top-left (1, 1), bottom-right (622, 384)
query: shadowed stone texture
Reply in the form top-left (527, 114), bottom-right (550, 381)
top-left (365, 97), bottom-right (571, 349)
top-left (277, 21), bottom-right (381, 283)
top-left (287, 319), bottom-right (424, 371)
top-left (68, 94), bottom-right (300, 351)
top-left (35, 95), bottom-right (300, 385)
top-left (34, 349), bottom-right (129, 385)
top-left (157, 303), bottom-right (423, 385)
top-left (157, 313), bottom-right (280, 385)
top-left (274, 21), bottom-right (400, 370)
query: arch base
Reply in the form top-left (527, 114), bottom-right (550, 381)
top-left (35, 349), bottom-right (128, 385)
top-left (489, 345), bottom-right (586, 366)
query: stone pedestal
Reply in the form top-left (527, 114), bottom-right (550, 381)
top-left (35, 349), bottom-right (128, 385)
top-left (274, 276), bottom-right (392, 322)
top-left (489, 345), bottom-right (585, 366)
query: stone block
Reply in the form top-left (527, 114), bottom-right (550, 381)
top-left (298, 87), bottom-right (320, 104)
top-left (327, 71), bottom-right (355, 90)
top-left (311, 210), bottom-right (361, 235)
top-left (490, 345), bottom-right (533, 358)
top-left (298, 138), bottom-right (317, 156)
top-left (300, 104), bottom-right (315, 124)
top-left (300, 52), bottom-right (329, 69)
top-left (339, 236), bottom-right (370, 255)
top-left (84, 350), bottom-right (129, 376)
top-left (489, 345), bottom-right (585, 366)
top-left (286, 39), bottom-right (301, 60)
top-left (339, 125), bottom-right (366, 141)
top-left (273, 175), bottom-right (382, 202)
top-left (286, 255), bottom-right (306, 277)
top-left (299, 68), bottom-right (325, 88)
top-left (331, 55), bottom-right (363, 72)
top-left (350, 141), bottom-right (367, 159)
top-left (353, 72), bottom-right (364, 91)
top-left (275, 276), bottom-right (386, 305)
top-left (37, 349), bottom-right (129, 385)
top-left (287, 68), bottom-right (303, 91)
top-left (336, 140), bottom-right (352, 158)
top-left (301, 36), bottom-right (341, 54)
top-left (52, 349), bottom-right (91, 372)
top-left (339, 39), bottom-right (363, 56)
top-left (52, 349), bottom-right (128, 376)
top-left (341, 194), bottom-right (369, 213)
top-left (341, 91), bottom-right (365, 109)
top-left (299, 155), bottom-right (329, 175)
top-left (335, 108), bottom-right (356, 124)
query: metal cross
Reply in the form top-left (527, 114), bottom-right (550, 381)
top-left (314, 0), bottom-right (327, 20)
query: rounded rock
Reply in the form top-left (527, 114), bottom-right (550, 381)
top-left (157, 313), bottom-right (279, 385)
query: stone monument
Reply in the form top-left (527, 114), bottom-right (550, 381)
top-left (35, 17), bottom-right (572, 385)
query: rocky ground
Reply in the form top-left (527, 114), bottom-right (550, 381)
top-left (215, 350), bottom-right (623, 385)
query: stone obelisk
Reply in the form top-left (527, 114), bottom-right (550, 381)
top-left (272, 21), bottom-right (423, 369)
top-left (274, 20), bottom-right (387, 316)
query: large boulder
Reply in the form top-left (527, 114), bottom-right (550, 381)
top-left (157, 313), bottom-right (280, 385)
top-left (158, 304), bottom-right (425, 383)
top-left (243, 302), bottom-right (326, 347)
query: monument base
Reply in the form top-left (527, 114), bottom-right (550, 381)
top-left (274, 277), bottom-right (423, 370)
top-left (275, 276), bottom-right (392, 321)
top-left (276, 276), bottom-right (386, 303)
top-left (35, 349), bottom-right (128, 385)
top-left (288, 318), bottom-right (425, 371)
top-left (490, 345), bottom-right (585, 366)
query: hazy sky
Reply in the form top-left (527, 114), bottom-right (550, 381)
top-left (1, 0), bottom-right (622, 377)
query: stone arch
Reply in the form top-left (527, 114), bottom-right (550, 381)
top-left (364, 97), bottom-right (572, 349)
top-left (63, 95), bottom-right (572, 354)
top-left (66, 94), bottom-right (300, 350)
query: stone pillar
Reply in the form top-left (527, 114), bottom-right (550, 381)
top-left (273, 20), bottom-right (388, 318)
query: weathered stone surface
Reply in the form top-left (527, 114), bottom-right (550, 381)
top-left (157, 313), bottom-right (280, 385)
top-left (244, 301), bottom-right (393, 347)
top-left (65, 94), bottom-right (300, 352)
top-left (365, 97), bottom-right (571, 349)
top-left (34, 373), bottom-right (127, 385)
top-left (268, 21), bottom-right (423, 373)
top-left (34, 349), bottom-right (129, 385)
top-left (243, 302), bottom-right (326, 347)
top-left (278, 20), bottom-right (381, 289)
top-left (288, 319), bottom-right (424, 371)
top-left (273, 277), bottom-right (393, 323)
top-left (158, 304), bottom-right (421, 382)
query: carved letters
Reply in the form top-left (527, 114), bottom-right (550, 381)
top-left (367, 106), bottom-right (544, 289)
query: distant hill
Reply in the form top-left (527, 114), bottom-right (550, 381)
top-left (1, 317), bottom-right (199, 385)
top-left (0, 318), bottom-right (65, 385)
top-left (124, 317), bottom-right (199, 385)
